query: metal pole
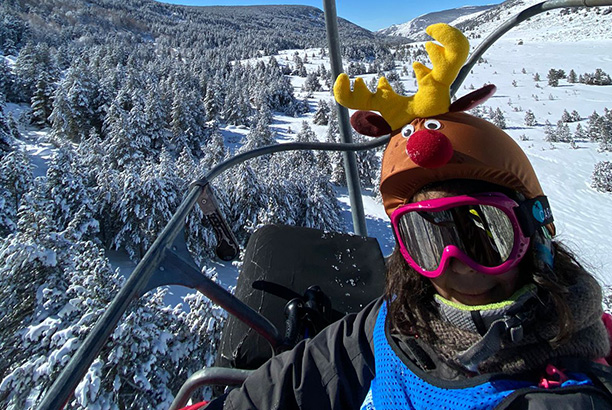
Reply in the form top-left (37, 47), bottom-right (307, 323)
top-left (322, 0), bottom-right (368, 236)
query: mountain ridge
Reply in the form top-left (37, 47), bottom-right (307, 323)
top-left (378, 0), bottom-right (612, 43)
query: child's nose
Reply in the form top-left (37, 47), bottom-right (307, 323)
top-left (449, 258), bottom-right (478, 275)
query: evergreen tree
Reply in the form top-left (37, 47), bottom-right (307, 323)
top-left (591, 161), bottom-right (612, 192)
top-left (30, 73), bottom-right (54, 126)
top-left (354, 132), bottom-right (380, 187)
top-left (6, 113), bottom-right (20, 141)
top-left (223, 162), bottom-right (268, 243)
top-left (556, 120), bottom-right (571, 143)
top-left (101, 88), bottom-right (151, 170)
top-left (574, 123), bottom-right (586, 141)
top-left (524, 109), bottom-right (536, 126)
top-left (570, 110), bottom-right (581, 122)
top-left (201, 124), bottom-right (226, 171)
top-left (561, 109), bottom-right (572, 123)
top-left (241, 114), bottom-right (276, 153)
top-left (587, 111), bottom-right (603, 142)
top-left (326, 109), bottom-right (345, 186)
top-left (42, 145), bottom-right (98, 239)
top-left (547, 69), bottom-right (565, 87)
top-left (144, 85), bottom-right (169, 151)
top-left (490, 107), bottom-right (507, 129)
top-left (112, 157), bottom-right (181, 260)
top-left (313, 99), bottom-right (330, 126)
top-left (302, 72), bottom-right (322, 93)
top-left (50, 60), bottom-right (99, 143)
top-left (204, 84), bottom-right (222, 121)
top-left (0, 97), bottom-right (13, 153)
top-left (291, 121), bottom-right (318, 171)
top-left (0, 149), bottom-right (33, 237)
top-left (544, 120), bottom-right (557, 142)
top-left (300, 178), bottom-right (342, 232)
top-left (568, 69), bottom-right (577, 83)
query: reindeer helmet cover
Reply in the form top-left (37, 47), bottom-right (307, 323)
top-left (333, 24), bottom-right (551, 226)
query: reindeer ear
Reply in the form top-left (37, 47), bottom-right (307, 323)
top-left (350, 111), bottom-right (393, 137)
top-left (449, 84), bottom-right (497, 112)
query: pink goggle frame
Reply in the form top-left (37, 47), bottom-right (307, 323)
top-left (390, 193), bottom-right (534, 278)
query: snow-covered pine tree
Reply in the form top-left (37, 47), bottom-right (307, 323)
top-left (241, 114), bottom-right (276, 153)
top-left (524, 109), bottom-right (536, 126)
top-left (0, 96), bottom-right (13, 153)
top-left (574, 123), bottom-right (586, 141)
top-left (587, 111), bottom-right (603, 142)
top-left (570, 110), bottom-right (581, 122)
top-left (326, 109), bottom-right (346, 186)
top-left (591, 161), bottom-right (612, 192)
top-left (30, 73), bottom-right (54, 127)
top-left (0, 149), bottom-right (33, 237)
top-left (301, 177), bottom-right (342, 232)
top-left (490, 107), bottom-right (506, 129)
top-left (289, 121), bottom-right (318, 173)
top-left (222, 162), bottom-right (268, 242)
top-left (181, 288), bottom-right (226, 402)
top-left (561, 109), bottom-right (573, 123)
top-left (100, 87), bottom-right (151, 170)
top-left (353, 132), bottom-right (380, 187)
top-left (544, 120), bottom-right (557, 142)
top-left (112, 155), bottom-right (181, 260)
top-left (313, 99), bottom-right (330, 126)
top-left (49, 59), bottom-right (99, 143)
top-left (42, 145), bottom-right (98, 238)
top-left (556, 120), bottom-right (571, 142)
top-left (200, 124), bottom-right (226, 172)
top-left (302, 72), bottom-right (322, 94)
top-left (204, 81), bottom-right (223, 122)
top-left (144, 85), bottom-right (169, 151)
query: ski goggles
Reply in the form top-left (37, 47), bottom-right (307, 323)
top-left (390, 193), bottom-right (553, 278)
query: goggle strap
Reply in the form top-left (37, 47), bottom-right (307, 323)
top-left (515, 196), bottom-right (554, 237)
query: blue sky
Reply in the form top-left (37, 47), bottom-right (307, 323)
top-left (155, 1), bottom-right (501, 31)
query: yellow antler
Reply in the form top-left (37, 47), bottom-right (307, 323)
top-left (333, 23), bottom-right (469, 131)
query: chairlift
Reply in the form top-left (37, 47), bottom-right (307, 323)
top-left (38, 0), bottom-right (612, 408)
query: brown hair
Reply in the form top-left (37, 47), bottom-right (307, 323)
top-left (384, 180), bottom-right (598, 346)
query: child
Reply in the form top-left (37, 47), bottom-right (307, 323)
top-left (203, 24), bottom-right (612, 409)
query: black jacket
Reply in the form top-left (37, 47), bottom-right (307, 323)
top-left (205, 297), bottom-right (382, 409)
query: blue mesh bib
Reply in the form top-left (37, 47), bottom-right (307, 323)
top-left (361, 302), bottom-right (592, 410)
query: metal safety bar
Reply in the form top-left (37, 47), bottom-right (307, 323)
top-left (168, 368), bottom-right (253, 410)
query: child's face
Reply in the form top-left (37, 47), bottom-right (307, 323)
top-left (428, 259), bottom-right (520, 306)
top-left (412, 188), bottom-right (522, 306)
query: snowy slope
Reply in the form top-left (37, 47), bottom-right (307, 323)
top-left (379, 0), bottom-right (612, 43)
top-left (458, 0), bottom-right (612, 42)
top-left (377, 5), bottom-right (494, 40)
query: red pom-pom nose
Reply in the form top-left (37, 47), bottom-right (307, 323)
top-left (405, 129), bottom-right (453, 168)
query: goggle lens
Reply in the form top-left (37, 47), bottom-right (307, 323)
top-left (396, 204), bottom-right (516, 271)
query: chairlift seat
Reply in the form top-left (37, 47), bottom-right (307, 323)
top-left (216, 224), bottom-right (386, 370)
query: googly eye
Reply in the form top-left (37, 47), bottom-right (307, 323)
top-left (424, 120), bottom-right (442, 130)
top-left (401, 124), bottom-right (415, 139)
